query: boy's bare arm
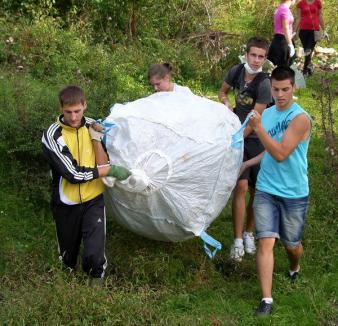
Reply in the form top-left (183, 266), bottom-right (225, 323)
top-left (238, 151), bottom-right (265, 178)
top-left (218, 81), bottom-right (232, 110)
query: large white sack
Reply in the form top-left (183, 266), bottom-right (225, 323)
top-left (103, 92), bottom-right (243, 242)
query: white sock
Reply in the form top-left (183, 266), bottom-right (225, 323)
top-left (262, 297), bottom-right (273, 304)
top-left (243, 231), bottom-right (253, 237)
top-left (289, 266), bottom-right (300, 276)
top-left (234, 238), bottom-right (243, 246)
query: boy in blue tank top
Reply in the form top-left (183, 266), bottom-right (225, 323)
top-left (242, 66), bottom-right (311, 316)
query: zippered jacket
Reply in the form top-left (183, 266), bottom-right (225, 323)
top-left (42, 115), bottom-right (105, 205)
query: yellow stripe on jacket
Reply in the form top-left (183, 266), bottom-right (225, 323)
top-left (59, 119), bottom-right (105, 204)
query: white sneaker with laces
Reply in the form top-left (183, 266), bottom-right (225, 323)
top-left (243, 231), bottom-right (256, 254)
top-left (230, 241), bottom-right (245, 262)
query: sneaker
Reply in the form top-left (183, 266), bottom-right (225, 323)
top-left (230, 242), bottom-right (245, 262)
top-left (303, 68), bottom-right (313, 77)
top-left (243, 232), bottom-right (256, 254)
top-left (255, 300), bottom-right (273, 316)
top-left (287, 268), bottom-right (300, 281)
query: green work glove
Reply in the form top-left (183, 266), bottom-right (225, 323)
top-left (107, 165), bottom-right (131, 181)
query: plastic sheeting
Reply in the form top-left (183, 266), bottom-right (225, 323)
top-left (103, 92), bottom-right (243, 242)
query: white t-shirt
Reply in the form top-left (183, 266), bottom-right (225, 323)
top-left (173, 83), bottom-right (193, 94)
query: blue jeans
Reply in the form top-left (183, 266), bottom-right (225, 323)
top-left (253, 190), bottom-right (309, 247)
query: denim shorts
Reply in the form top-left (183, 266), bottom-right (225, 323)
top-left (253, 190), bottom-right (309, 247)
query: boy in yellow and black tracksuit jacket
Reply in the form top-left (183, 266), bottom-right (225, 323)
top-left (42, 114), bottom-right (107, 278)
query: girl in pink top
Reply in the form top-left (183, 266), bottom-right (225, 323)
top-left (273, 2), bottom-right (294, 35)
top-left (295, 0), bottom-right (327, 76)
top-left (267, 0), bottom-right (297, 67)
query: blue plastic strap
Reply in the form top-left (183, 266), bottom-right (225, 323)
top-left (200, 231), bottom-right (222, 259)
top-left (96, 119), bottom-right (116, 144)
top-left (231, 111), bottom-right (255, 149)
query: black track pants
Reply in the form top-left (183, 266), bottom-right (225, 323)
top-left (52, 194), bottom-right (107, 278)
top-left (299, 30), bottom-right (316, 74)
top-left (268, 34), bottom-right (294, 67)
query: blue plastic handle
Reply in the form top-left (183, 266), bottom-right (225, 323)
top-left (200, 231), bottom-right (222, 259)
top-left (95, 119), bottom-right (117, 144)
top-left (231, 111), bottom-right (255, 149)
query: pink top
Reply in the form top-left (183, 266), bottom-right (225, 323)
top-left (297, 0), bottom-right (322, 30)
top-left (273, 3), bottom-right (294, 35)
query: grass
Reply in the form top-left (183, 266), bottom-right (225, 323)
top-left (0, 73), bottom-right (337, 325)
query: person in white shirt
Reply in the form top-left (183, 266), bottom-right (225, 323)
top-left (148, 63), bottom-right (193, 94)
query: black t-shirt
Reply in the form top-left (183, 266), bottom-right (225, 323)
top-left (224, 65), bottom-right (272, 134)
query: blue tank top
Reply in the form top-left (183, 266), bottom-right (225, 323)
top-left (256, 103), bottom-right (311, 198)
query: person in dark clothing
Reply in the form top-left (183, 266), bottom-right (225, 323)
top-left (294, 0), bottom-right (328, 76)
top-left (267, 0), bottom-right (297, 67)
top-left (219, 37), bottom-right (272, 262)
top-left (42, 85), bottom-right (130, 285)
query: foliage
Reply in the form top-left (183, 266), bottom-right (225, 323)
top-left (0, 0), bottom-right (214, 43)
top-left (310, 73), bottom-right (338, 179)
top-left (85, 0), bottom-right (209, 41)
top-left (322, 0), bottom-right (338, 43)
top-left (0, 0), bottom-right (58, 19)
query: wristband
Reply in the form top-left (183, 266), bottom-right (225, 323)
top-left (97, 163), bottom-right (110, 168)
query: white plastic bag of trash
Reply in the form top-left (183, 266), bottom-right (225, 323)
top-left (101, 91), bottom-right (243, 257)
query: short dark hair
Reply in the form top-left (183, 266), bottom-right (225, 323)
top-left (271, 66), bottom-right (295, 85)
top-left (246, 37), bottom-right (269, 54)
top-left (59, 85), bottom-right (86, 107)
top-left (148, 63), bottom-right (173, 80)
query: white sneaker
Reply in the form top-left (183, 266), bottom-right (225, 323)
top-left (243, 232), bottom-right (256, 254)
top-left (230, 242), bottom-right (245, 262)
